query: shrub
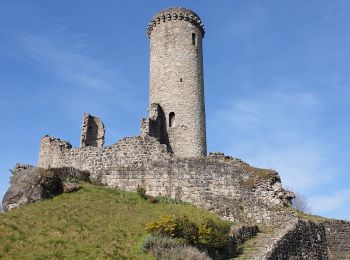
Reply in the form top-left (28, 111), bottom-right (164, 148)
top-left (147, 195), bottom-right (158, 204)
top-left (198, 218), bottom-right (231, 248)
top-left (145, 215), bottom-right (232, 248)
top-left (174, 216), bottom-right (199, 245)
top-left (137, 187), bottom-right (147, 200)
top-left (64, 176), bottom-right (78, 184)
top-left (141, 235), bottom-right (209, 260)
top-left (145, 215), bottom-right (199, 244)
top-left (146, 215), bottom-right (177, 237)
top-left (141, 234), bottom-right (184, 252)
top-left (156, 196), bottom-right (191, 205)
top-left (154, 245), bottom-right (210, 260)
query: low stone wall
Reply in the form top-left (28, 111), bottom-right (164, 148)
top-left (262, 219), bottom-right (328, 259)
top-left (324, 220), bottom-right (350, 260)
top-left (208, 224), bottom-right (259, 259)
top-left (230, 224), bottom-right (259, 249)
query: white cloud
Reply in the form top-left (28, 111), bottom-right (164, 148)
top-left (15, 31), bottom-right (144, 120)
top-left (211, 90), bottom-right (334, 192)
top-left (19, 32), bottom-right (129, 91)
top-left (308, 190), bottom-right (350, 217)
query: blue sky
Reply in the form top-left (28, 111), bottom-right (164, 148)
top-left (0, 0), bottom-right (349, 220)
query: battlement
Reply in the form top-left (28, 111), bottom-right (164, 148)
top-left (147, 7), bottom-right (205, 38)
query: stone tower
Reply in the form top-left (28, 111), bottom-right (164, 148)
top-left (146, 7), bottom-right (207, 157)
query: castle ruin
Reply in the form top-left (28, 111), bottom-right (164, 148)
top-left (37, 7), bottom-right (350, 259)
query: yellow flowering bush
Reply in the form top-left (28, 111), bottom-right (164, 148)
top-left (145, 215), bottom-right (177, 237)
top-left (198, 218), bottom-right (230, 248)
top-left (145, 215), bottom-right (231, 248)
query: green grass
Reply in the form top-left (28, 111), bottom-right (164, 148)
top-left (290, 208), bottom-right (333, 222)
top-left (0, 182), bottom-right (231, 259)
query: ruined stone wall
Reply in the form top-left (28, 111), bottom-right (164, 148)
top-left (38, 137), bottom-right (293, 225)
top-left (148, 7), bottom-right (207, 157)
top-left (38, 135), bottom-right (170, 182)
top-left (80, 113), bottom-right (105, 148)
top-left (324, 220), bottom-right (350, 260)
top-left (256, 219), bottom-right (350, 259)
top-left (103, 155), bottom-right (294, 225)
top-left (141, 103), bottom-right (171, 153)
top-left (262, 219), bottom-right (328, 259)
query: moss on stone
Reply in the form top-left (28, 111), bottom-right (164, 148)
top-left (240, 165), bottom-right (280, 189)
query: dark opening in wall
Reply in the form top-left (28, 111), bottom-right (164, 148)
top-left (192, 33), bottom-right (196, 46)
top-left (180, 78), bottom-right (182, 82)
top-left (169, 112), bottom-right (175, 127)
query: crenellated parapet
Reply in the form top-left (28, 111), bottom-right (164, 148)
top-left (147, 7), bottom-right (205, 38)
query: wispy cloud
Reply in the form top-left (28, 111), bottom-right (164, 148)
top-left (316, 0), bottom-right (349, 19)
top-left (210, 90), bottom-right (333, 192)
top-left (19, 32), bottom-right (129, 91)
top-left (308, 190), bottom-right (350, 219)
top-left (15, 31), bottom-right (145, 121)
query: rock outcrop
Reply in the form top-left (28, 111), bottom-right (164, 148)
top-left (2, 164), bottom-right (90, 211)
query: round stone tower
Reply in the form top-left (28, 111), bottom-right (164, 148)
top-left (147, 7), bottom-right (207, 157)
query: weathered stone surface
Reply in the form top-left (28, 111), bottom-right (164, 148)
top-left (80, 113), bottom-right (105, 148)
top-left (141, 103), bottom-right (173, 153)
top-left (63, 182), bottom-right (81, 193)
top-left (230, 224), bottom-right (259, 251)
top-left (2, 165), bottom-right (91, 211)
top-left (2, 165), bottom-right (63, 211)
top-left (50, 167), bottom-right (90, 183)
top-left (38, 135), bottom-right (170, 184)
top-left (274, 220), bottom-right (328, 259)
top-left (324, 220), bottom-right (350, 260)
top-left (255, 219), bottom-right (328, 259)
top-left (147, 7), bottom-right (207, 157)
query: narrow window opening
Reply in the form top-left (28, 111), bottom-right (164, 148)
top-left (192, 33), bottom-right (196, 46)
top-left (180, 78), bottom-right (182, 82)
top-left (169, 112), bottom-right (175, 127)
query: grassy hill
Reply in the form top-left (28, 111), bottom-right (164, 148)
top-left (0, 183), bottom-right (231, 259)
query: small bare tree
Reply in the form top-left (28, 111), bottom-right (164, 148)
top-left (292, 192), bottom-right (311, 213)
top-left (286, 187), bottom-right (311, 214)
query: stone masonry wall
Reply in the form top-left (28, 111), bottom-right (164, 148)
top-left (256, 219), bottom-right (350, 259)
top-left (39, 135), bottom-right (170, 183)
top-left (324, 220), bottom-right (350, 260)
top-left (80, 113), bottom-right (105, 148)
top-left (262, 219), bottom-right (328, 259)
top-left (103, 156), bottom-right (295, 225)
top-left (148, 7), bottom-right (207, 157)
top-left (38, 136), bottom-right (293, 225)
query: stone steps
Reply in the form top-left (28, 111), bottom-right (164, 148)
top-left (233, 231), bottom-right (273, 259)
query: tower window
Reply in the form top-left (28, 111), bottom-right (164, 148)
top-left (192, 33), bottom-right (196, 45)
top-left (169, 112), bottom-right (175, 127)
top-left (180, 78), bottom-right (182, 82)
